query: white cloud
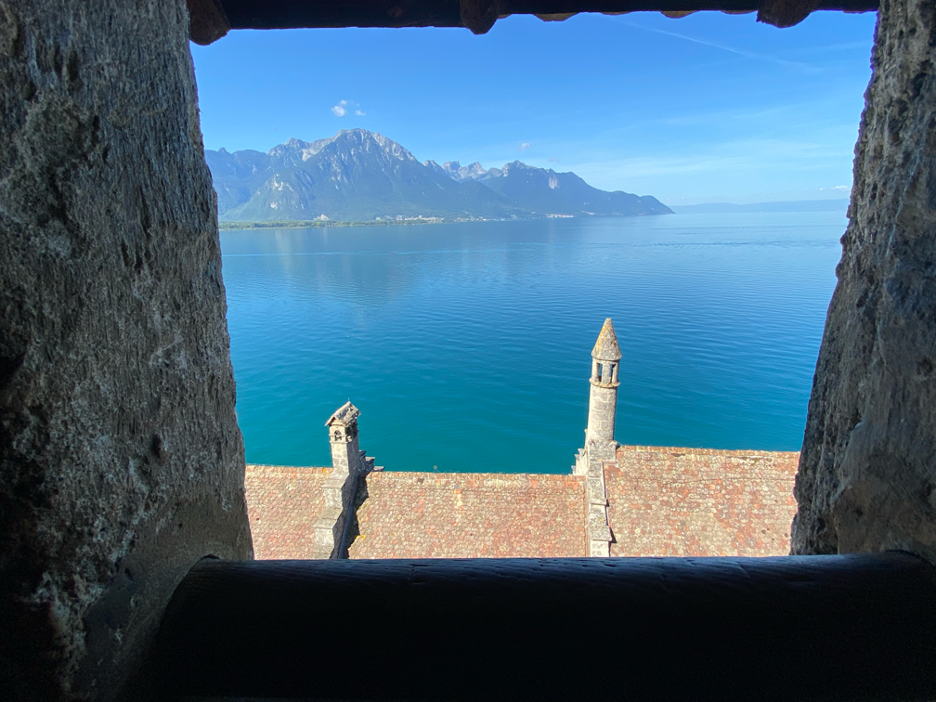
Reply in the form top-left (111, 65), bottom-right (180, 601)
top-left (820, 184), bottom-right (850, 191)
top-left (518, 142), bottom-right (531, 151)
top-left (548, 157), bottom-right (560, 163)
top-left (332, 99), bottom-right (367, 118)
top-left (331, 100), bottom-right (348, 117)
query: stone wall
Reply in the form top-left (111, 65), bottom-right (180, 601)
top-left (586, 383), bottom-right (618, 454)
top-left (791, 0), bottom-right (936, 561)
top-left (0, 1), bottom-right (252, 700)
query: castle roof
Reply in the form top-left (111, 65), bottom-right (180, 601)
top-left (591, 318), bottom-right (622, 361)
top-left (605, 446), bottom-right (799, 557)
top-left (325, 401), bottom-right (360, 427)
top-left (244, 446), bottom-right (799, 560)
top-left (245, 464), bottom-right (332, 559)
top-left (349, 472), bottom-right (587, 558)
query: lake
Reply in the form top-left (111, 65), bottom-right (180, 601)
top-left (221, 211), bottom-right (845, 473)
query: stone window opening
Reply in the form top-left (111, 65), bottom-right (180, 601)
top-left (13, 0), bottom-right (936, 699)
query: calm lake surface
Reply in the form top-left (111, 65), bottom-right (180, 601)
top-left (221, 212), bottom-right (845, 473)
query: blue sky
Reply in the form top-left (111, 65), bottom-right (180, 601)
top-left (191, 11), bottom-right (876, 205)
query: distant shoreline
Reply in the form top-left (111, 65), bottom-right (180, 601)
top-left (217, 215), bottom-right (656, 230)
top-left (218, 219), bottom-right (454, 231)
top-left (217, 202), bottom-right (848, 231)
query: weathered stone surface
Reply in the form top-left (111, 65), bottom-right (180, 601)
top-left (186, 0), bottom-right (230, 45)
top-left (757, 0), bottom-right (820, 28)
top-left (791, 0), bottom-right (936, 561)
top-left (0, 1), bottom-right (252, 699)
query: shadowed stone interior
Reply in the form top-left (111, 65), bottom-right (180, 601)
top-left (0, 1), bottom-right (251, 700)
top-left (792, 0), bottom-right (936, 562)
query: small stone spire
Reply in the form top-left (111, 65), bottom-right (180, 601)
top-left (325, 401), bottom-right (361, 446)
top-left (575, 319), bottom-right (622, 557)
top-left (592, 318), bottom-right (622, 362)
top-left (575, 318), bottom-right (624, 465)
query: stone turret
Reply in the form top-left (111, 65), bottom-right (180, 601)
top-left (574, 319), bottom-right (620, 556)
top-left (313, 402), bottom-right (374, 558)
top-left (586, 318), bottom-right (621, 460)
top-left (327, 401), bottom-right (364, 478)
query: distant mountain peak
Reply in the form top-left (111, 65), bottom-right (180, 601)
top-left (269, 136), bottom-right (331, 162)
top-left (268, 129), bottom-right (417, 164)
top-left (205, 131), bottom-right (672, 221)
top-left (329, 128), bottom-right (417, 162)
top-left (500, 160), bottom-right (556, 175)
top-left (423, 159), bottom-right (492, 182)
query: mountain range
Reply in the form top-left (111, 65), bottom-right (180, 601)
top-left (205, 129), bottom-right (672, 222)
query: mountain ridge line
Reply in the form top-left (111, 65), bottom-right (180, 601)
top-left (206, 128), bottom-right (673, 223)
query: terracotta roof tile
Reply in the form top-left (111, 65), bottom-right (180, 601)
top-left (245, 464), bottom-right (332, 559)
top-left (348, 472), bottom-right (587, 558)
top-left (244, 446), bottom-right (799, 560)
top-left (605, 446), bottom-right (799, 557)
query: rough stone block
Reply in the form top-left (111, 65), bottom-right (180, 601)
top-left (587, 477), bottom-right (606, 505)
top-left (0, 1), bottom-right (252, 698)
top-left (792, 0), bottom-right (936, 563)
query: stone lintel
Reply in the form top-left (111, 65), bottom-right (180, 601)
top-left (204, 0), bottom-right (880, 43)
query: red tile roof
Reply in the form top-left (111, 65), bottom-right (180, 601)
top-left (244, 446), bottom-right (799, 560)
top-left (245, 464), bottom-right (331, 559)
top-left (348, 472), bottom-right (587, 558)
top-left (605, 446), bottom-right (799, 557)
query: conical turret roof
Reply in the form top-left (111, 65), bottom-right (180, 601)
top-left (591, 318), bottom-right (622, 361)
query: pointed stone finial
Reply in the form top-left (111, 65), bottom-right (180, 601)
top-left (591, 318), bottom-right (622, 361)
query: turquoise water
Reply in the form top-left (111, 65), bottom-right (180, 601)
top-left (221, 212), bottom-right (845, 473)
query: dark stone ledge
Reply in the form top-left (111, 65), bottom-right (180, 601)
top-left (154, 552), bottom-right (936, 701)
top-left (187, 0), bottom-right (878, 41)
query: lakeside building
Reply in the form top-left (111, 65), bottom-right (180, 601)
top-left (245, 319), bottom-right (799, 559)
